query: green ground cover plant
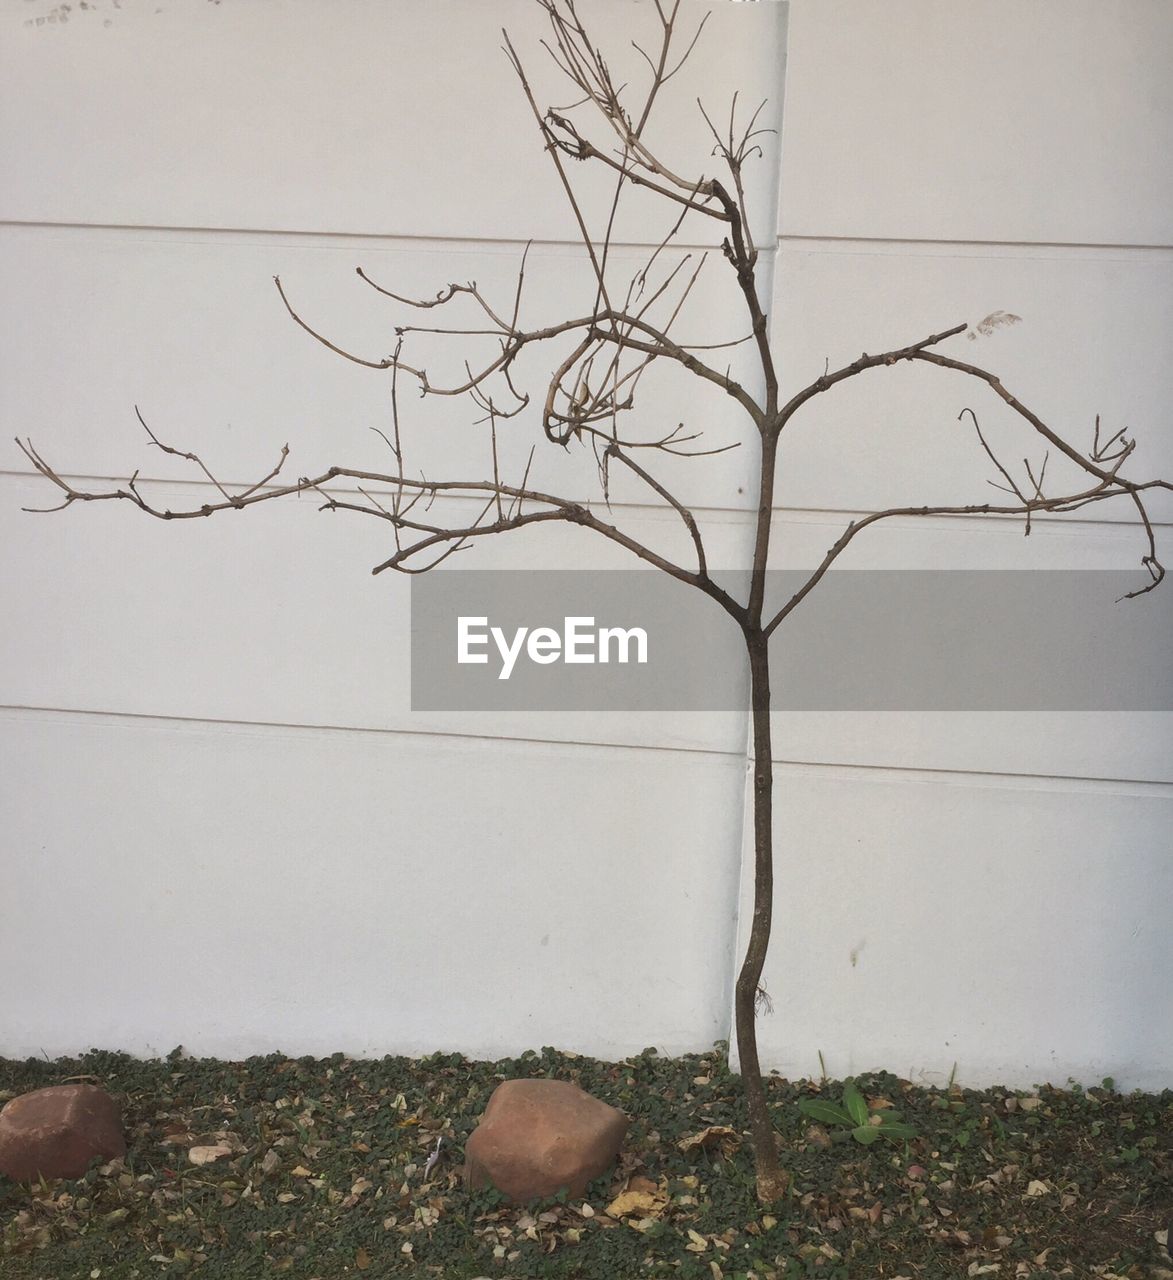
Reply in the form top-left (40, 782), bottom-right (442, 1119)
top-left (1, 1048), bottom-right (1168, 1279)
top-left (795, 1078), bottom-right (918, 1147)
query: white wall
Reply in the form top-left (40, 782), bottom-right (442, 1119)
top-left (745, 0), bottom-right (1173, 1091)
top-left (1, 0), bottom-right (1169, 1089)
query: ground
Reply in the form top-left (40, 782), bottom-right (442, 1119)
top-left (1, 1047), bottom-right (1168, 1279)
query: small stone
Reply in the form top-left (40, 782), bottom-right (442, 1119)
top-left (463, 1079), bottom-right (628, 1203)
top-left (0, 1084), bottom-right (125, 1182)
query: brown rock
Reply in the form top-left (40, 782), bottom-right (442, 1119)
top-left (464, 1079), bottom-right (627, 1203)
top-left (0, 1084), bottom-right (126, 1182)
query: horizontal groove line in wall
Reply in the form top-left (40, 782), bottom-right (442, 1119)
top-left (776, 233), bottom-right (1173, 259)
top-left (1, 702), bottom-right (735, 762)
top-left (7, 223), bottom-right (1170, 257)
top-left (1, 704), bottom-right (1170, 796)
top-left (1, 469), bottom-right (1166, 531)
top-left (0, 218), bottom-right (773, 257)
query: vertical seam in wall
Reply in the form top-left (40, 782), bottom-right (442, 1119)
top-left (720, 0), bottom-right (792, 1057)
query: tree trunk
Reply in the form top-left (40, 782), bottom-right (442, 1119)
top-left (735, 633), bottom-right (788, 1202)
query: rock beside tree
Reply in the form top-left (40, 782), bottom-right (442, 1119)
top-left (464, 1079), bottom-right (627, 1203)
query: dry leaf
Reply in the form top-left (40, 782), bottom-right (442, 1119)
top-left (605, 1188), bottom-right (668, 1221)
top-left (804, 1123), bottom-right (833, 1150)
top-left (187, 1145), bottom-right (233, 1166)
top-left (626, 1174), bottom-right (659, 1195)
top-left (686, 1228), bottom-right (709, 1253)
top-left (355, 1247), bottom-right (371, 1270)
top-left (1025, 1179), bottom-right (1049, 1197)
top-left (677, 1126), bottom-right (741, 1158)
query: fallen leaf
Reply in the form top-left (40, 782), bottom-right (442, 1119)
top-left (804, 1123), bottom-right (833, 1149)
top-left (187, 1145), bottom-right (233, 1166)
top-left (1025, 1179), bottom-right (1049, 1197)
top-left (686, 1228), bottom-right (709, 1253)
top-left (677, 1126), bottom-right (740, 1158)
top-left (626, 1174), bottom-right (659, 1195)
top-left (606, 1188), bottom-right (668, 1221)
top-left (355, 1247), bottom-right (371, 1270)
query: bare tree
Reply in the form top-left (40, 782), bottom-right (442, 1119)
top-left (16, 0), bottom-right (1171, 1203)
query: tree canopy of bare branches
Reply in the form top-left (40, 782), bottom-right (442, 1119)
top-left (17, 0), bottom-right (1171, 1202)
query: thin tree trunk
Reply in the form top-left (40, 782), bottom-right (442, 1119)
top-left (735, 632), bottom-right (788, 1202)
